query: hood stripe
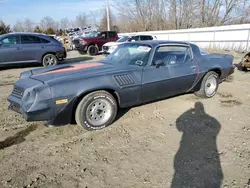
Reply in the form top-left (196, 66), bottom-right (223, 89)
top-left (35, 63), bottom-right (104, 76)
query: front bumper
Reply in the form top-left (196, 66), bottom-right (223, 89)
top-left (7, 93), bottom-right (52, 122)
top-left (7, 83), bottom-right (76, 126)
top-left (75, 44), bottom-right (88, 52)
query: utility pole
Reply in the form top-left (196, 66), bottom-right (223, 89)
top-left (106, 0), bottom-right (110, 31)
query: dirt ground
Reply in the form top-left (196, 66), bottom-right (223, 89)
top-left (0, 51), bottom-right (249, 188)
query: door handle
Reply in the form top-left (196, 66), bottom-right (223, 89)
top-left (191, 66), bottom-right (196, 69)
top-left (41, 46), bottom-right (46, 49)
top-left (16, 47), bottom-right (22, 50)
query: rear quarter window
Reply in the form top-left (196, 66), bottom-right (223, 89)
top-left (108, 32), bottom-right (117, 38)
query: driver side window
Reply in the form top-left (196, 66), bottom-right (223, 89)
top-left (128, 36), bottom-right (139, 41)
top-left (152, 45), bottom-right (192, 66)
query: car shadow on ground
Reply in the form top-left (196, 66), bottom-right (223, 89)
top-left (0, 56), bottom-right (94, 71)
top-left (171, 101), bottom-right (223, 188)
top-left (61, 56), bottom-right (94, 65)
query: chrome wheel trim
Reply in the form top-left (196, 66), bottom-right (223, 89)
top-left (205, 75), bottom-right (217, 96)
top-left (86, 98), bottom-right (112, 126)
top-left (44, 55), bottom-right (57, 66)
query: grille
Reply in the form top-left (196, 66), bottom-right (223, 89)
top-left (103, 46), bottom-right (109, 51)
top-left (11, 86), bottom-right (24, 99)
top-left (73, 39), bottom-right (79, 44)
top-left (114, 74), bottom-right (135, 86)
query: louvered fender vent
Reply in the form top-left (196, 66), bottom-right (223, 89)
top-left (114, 73), bottom-right (135, 86)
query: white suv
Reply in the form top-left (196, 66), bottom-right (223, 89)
top-left (102, 34), bottom-right (156, 54)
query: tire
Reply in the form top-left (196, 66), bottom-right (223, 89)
top-left (42, 53), bottom-right (58, 67)
top-left (87, 45), bottom-right (98, 56)
top-left (242, 66), bottom-right (248, 71)
top-left (75, 90), bottom-right (118, 131)
top-left (194, 71), bottom-right (219, 98)
top-left (238, 62), bottom-right (243, 71)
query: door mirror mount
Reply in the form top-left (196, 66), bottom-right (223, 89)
top-left (155, 60), bottom-right (164, 68)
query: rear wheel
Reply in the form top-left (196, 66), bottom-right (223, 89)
top-left (194, 71), bottom-right (219, 98)
top-left (42, 54), bottom-right (58, 67)
top-left (87, 45), bottom-right (98, 56)
top-left (75, 90), bottom-right (118, 131)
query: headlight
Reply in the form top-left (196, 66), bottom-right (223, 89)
top-left (22, 88), bottom-right (37, 111)
top-left (109, 45), bottom-right (118, 52)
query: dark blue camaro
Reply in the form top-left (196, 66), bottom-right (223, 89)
top-left (7, 40), bottom-right (235, 130)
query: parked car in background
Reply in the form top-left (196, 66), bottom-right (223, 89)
top-left (72, 31), bottom-right (119, 56)
top-left (0, 32), bottom-right (66, 67)
top-left (8, 40), bottom-right (234, 131)
top-left (102, 34), bottom-right (156, 54)
top-left (238, 52), bottom-right (250, 71)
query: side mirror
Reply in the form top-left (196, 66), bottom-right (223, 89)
top-left (0, 41), bottom-right (2, 46)
top-left (155, 60), bottom-right (164, 67)
top-left (131, 39), bottom-right (135, 42)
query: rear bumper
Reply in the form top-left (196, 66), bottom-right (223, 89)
top-left (56, 50), bottom-right (67, 59)
top-left (229, 65), bottom-right (235, 75)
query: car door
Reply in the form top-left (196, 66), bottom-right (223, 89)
top-left (164, 45), bottom-right (198, 94)
top-left (0, 35), bottom-right (22, 64)
top-left (20, 35), bottom-right (44, 62)
top-left (140, 45), bottom-right (198, 103)
top-left (97, 32), bottom-right (108, 50)
top-left (107, 31), bottom-right (117, 42)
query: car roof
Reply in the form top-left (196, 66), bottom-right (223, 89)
top-left (122, 34), bottom-right (154, 37)
top-left (0, 32), bottom-right (49, 38)
top-left (122, 40), bottom-right (191, 47)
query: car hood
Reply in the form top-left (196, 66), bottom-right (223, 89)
top-left (104, 42), bottom-right (122, 47)
top-left (21, 61), bottom-right (122, 83)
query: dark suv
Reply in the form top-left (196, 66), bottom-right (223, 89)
top-left (0, 32), bottom-right (67, 67)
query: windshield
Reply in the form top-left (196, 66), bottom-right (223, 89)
top-left (105, 43), bottom-right (152, 66)
top-left (116, 36), bottom-right (130, 42)
top-left (84, 31), bottom-right (99, 38)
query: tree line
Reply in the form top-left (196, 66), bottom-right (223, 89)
top-left (1, 0), bottom-right (250, 35)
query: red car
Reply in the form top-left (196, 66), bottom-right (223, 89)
top-left (73, 31), bottom-right (118, 56)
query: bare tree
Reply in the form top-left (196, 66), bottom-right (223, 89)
top-left (40, 16), bottom-right (57, 31)
top-left (13, 20), bottom-right (25, 32)
top-left (75, 13), bottom-right (87, 27)
top-left (0, 20), bottom-right (11, 34)
top-left (6, 0), bottom-right (249, 34)
top-left (60, 18), bottom-right (70, 30)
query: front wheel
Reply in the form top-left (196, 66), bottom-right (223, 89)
top-left (194, 71), bottom-right (219, 98)
top-left (87, 45), bottom-right (98, 56)
top-left (75, 90), bottom-right (118, 131)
